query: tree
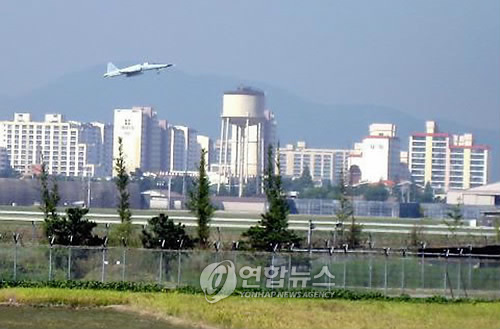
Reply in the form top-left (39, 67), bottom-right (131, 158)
top-left (408, 221), bottom-right (425, 248)
top-left (444, 200), bottom-right (463, 242)
top-left (296, 166), bottom-right (314, 191)
top-left (362, 183), bottom-right (389, 201)
top-left (141, 213), bottom-right (193, 249)
top-left (420, 182), bottom-right (434, 203)
top-left (243, 145), bottom-right (301, 251)
top-left (44, 207), bottom-right (104, 246)
top-left (110, 137), bottom-right (134, 246)
top-left (391, 181), bottom-right (402, 202)
top-left (114, 137), bottom-right (132, 223)
top-left (335, 172), bottom-right (353, 224)
top-left (39, 162), bottom-right (59, 221)
top-left (39, 161), bottom-right (62, 240)
top-left (186, 149), bottom-right (215, 248)
top-left (335, 170), bottom-right (362, 248)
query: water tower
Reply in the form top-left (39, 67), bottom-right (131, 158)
top-left (217, 87), bottom-right (271, 197)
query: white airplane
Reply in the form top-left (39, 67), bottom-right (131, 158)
top-left (104, 62), bottom-right (174, 78)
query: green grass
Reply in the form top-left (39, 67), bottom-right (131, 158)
top-left (0, 287), bottom-right (499, 328)
top-left (0, 305), bottom-right (186, 329)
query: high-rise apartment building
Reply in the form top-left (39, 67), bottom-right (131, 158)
top-left (73, 121), bottom-right (113, 177)
top-left (408, 121), bottom-right (490, 194)
top-left (279, 141), bottom-right (351, 184)
top-left (348, 123), bottom-right (402, 183)
top-left (0, 113), bottom-right (97, 176)
top-left (168, 125), bottom-right (199, 173)
top-left (112, 107), bottom-right (169, 175)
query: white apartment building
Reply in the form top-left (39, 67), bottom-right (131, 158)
top-left (0, 113), bottom-right (95, 176)
top-left (113, 107), bottom-right (169, 175)
top-left (279, 141), bottom-right (351, 184)
top-left (409, 121), bottom-right (490, 194)
top-left (348, 123), bottom-right (402, 184)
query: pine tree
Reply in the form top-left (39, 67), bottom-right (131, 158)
top-left (187, 149), bottom-right (215, 248)
top-left (39, 161), bottom-right (62, 240)
top-left (110, 137), bottom-right (134, 245)
top-left (444, 199), bottom-right (463, 242)
top-left (335, 169), bottom-right (362, 248)
top-left (243, 145), bottom-right (301, 251)
top-left (335, 171), bottom-right (352, 223)
top-left (114, 137), bottom-right (132, 223)
top-left (45, 207), bottom-right (104, 246)
top-left (421, 182), bottom-right (434, 203)
top-left (141, 213), bottom-right (193, 249)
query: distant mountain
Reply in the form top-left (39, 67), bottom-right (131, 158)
top-left (1, 64), bottom-right (498, 180)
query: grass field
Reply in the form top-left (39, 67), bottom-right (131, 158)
top-left (0, 305), bottom-right (187, 329)
top-left (1, 287), bottom-right (499, 328)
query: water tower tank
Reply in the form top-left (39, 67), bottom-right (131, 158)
top-left (222, 87), bottom-right (265, 125)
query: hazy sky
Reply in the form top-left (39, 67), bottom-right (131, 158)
top-left (1, 1), bottom-right (499, 130)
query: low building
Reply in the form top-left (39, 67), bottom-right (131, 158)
top-left (447, 182), bottom-right (500, 206)
top-left (279, 141), bottom-right (351, 184)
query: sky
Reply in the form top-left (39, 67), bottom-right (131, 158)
top-left (0, 0), bottom-right (499, 130)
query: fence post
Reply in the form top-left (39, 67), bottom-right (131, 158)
top-left (67, 236), bottom-right (73, 280)
top-left (48, 246), bottom-right (53, 281)
top-left (121, 248), bottom-right (126, 281)
top-left (368, 254), bottom-right (373, 289)
top-left (177, 249), bottom-right (181, 287)
top-left (468, 247), bottom-right (472, 289)
top-left (158, 250), bottom-right (164, 284)
top-left (31, 221), bottom-right (36, 243)
top-left (287, 253), bottom-right (292, 289)
top-left (13, 236), bottom-right (18, 281)
top-left (383, 248), bottom-right (389, 295)
top-left (67, 246), bottom-right (72, 280)
top-left (101, 247), bottom-right (106, 283)
top-left (421, 250), bottom-right (425, 289)
top-left (401, 251), bottom-right (406, 294)
top-left (443, 259), bottom-right (447, 295)
top-left (48, 237), bottom-right (55, 281)
top-left (343, 255), bottom-right (346, 289)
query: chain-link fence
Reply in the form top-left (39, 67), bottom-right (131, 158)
top-left (1, 245), bottom-right (499, 299)
top-left (292, 200), bottom-right (400, 217)
top-left (292, 199), bottom-right (500, 220)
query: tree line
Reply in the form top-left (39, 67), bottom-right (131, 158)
top-left (40, 138), bottom-right (363, 251)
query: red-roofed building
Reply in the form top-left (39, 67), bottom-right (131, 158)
top-left (348, 123), bottom-right (404, 184)
top-left (408, 121), bottom-right (490, 194)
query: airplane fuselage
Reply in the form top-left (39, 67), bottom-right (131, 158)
top-left (104, 62), bottom-right (173, 78)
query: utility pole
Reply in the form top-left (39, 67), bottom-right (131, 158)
top-left (308, 220), bottom-right (315, 254)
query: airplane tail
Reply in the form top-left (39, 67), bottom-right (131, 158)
top-left (107, 62), bottom-right (118, 73)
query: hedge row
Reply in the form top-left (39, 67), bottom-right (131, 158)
top-left (0, 280), bottom-right (492, 304)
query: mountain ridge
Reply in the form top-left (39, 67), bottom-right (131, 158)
top-left (1, 64), bottom-right (498, 180)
